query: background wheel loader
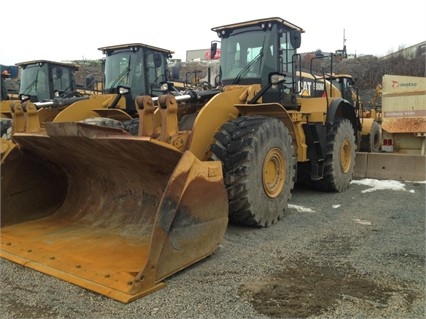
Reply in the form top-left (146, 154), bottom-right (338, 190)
top-left (42, 43), bottom-right (183, 132)
top-left (326, 72), bottom-right (382, 153)
top-left (1, 43), bottom-right (183, 186)
top-left (1, 17), bottom-right (361, 303)
top-left (297, 54), bottom-right (381, 153)
top-left (0, 60), bottom-right (100, 161)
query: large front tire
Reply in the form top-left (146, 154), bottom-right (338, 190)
top-left (210, 116), bottom-right (295, 227)
top-left (315, 118), bottom-right (356, 192)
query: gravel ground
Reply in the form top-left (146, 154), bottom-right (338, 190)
top-left (1, 179), bottom-right (425, 319)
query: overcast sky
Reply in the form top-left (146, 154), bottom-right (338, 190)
top-left (2, 0), bottom-right (425, 66)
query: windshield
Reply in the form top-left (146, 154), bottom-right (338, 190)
top-left (103, 48), bottom-right (168, 97)
top-left (104, 52), bottom-right (132, 91)
top-left (220, 31), bottom-right (271, 82)
top-left (19, 63), bottom-right (50, 101)
top-left (218, 22), bottom-right (300, 92)
top-left (52, 65), bottom-right (74, 96)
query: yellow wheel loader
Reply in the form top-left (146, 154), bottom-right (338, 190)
top-left (1, 17), bottom-right (361, 303)
top-left (38, 43), bottom-right (181, 132)
top-left (298, 54), bottom-right (381, 153)
top-left (325, 73), bottom-right (381, 153)
top-left (356, 83), bottom-right (382, 153)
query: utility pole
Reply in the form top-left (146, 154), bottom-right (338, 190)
top-left (342, 29), bottom-right (347, 58)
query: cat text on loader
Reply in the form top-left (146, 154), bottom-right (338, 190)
top-left (1, 17), bottom-right (361, 303)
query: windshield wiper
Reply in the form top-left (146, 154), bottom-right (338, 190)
top-left (232, 50), bottom-right (263, 85)
top-left (110, 56), bottom-right (132, 89)
top-left (110, 66), bottom-right (131, 89)
top-left (21, 70), bottom-right (40, 95)
top-left (232, 34), bottom-right (269, 85)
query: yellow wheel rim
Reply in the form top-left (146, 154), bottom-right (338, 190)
top-left (262, 148), bottom-right (286, 198)
top-left (340, 139), bottom-right (352, 173)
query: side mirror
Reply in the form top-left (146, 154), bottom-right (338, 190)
top-left (56, 68), bottom-right (63, 79)
top-left (210, 42), bottom-right (217, 61)
top-left (86, 74), bottom-right (95, 90)
top-left (290, 30), bottom-right (301, 49)
top-left (153, 54), bottom-right (162, 68)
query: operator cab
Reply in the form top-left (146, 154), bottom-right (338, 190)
top-left (211, 17), bottom-right (304, 105)
top-left (18, 60), bottom-right (79, 102)
top-left (100, 43), bottom-right (174, 115)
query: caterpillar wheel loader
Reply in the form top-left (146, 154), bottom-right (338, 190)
top-left (325, 73), bottom-right (381, 153)
top-left (1, 17), bottom-right (361, 303)
top-left (299, 53), bottom-right (380, 153)
top-left (37, 43), bottom-right (183, 131)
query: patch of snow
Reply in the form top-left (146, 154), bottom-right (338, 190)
top-left (351, 178), bottom-right (407, 193)
top-left (352, 218), bottom-right (372, 225)
top-left (288, 204), bottom-right (315, 213)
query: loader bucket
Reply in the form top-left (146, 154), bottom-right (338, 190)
top-left (0, 122), bottom-right (228, 303)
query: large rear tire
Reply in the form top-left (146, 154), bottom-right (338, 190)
top-left (314, 118), bottom-right (356, 192)
top-left (210, 116), bottom-right (295, 227)
top-left (360, 120), bottom-right (381, 152)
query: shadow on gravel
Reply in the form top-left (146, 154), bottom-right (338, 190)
top-left (238, 256), bottom-right (414, 318)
